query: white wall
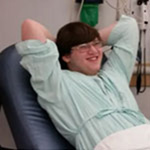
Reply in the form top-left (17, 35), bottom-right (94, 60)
top-left (0, 0), bottom-right (73, 50)
top-left (131, 88), bottom-right (150, 119)
top-left (0, 0), bottom-right (118, 51)
top-left (0, 0), bottom-right (150, 149)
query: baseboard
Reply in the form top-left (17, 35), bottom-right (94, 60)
top-left (130, 74), bottom-right (150, 87)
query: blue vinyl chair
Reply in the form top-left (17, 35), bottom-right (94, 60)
top-left (0, 44), bottom-right (75, 150)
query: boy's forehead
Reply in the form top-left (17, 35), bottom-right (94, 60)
top-left (80, 38), bottom-right (101, 44)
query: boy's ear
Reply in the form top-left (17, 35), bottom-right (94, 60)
top-left (62, 55), bottom-right (71, 63)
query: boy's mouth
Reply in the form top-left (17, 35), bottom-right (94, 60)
top-left (87, 56), bottom-right (99, 62)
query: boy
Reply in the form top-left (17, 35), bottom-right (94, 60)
top-left (16, 15), bottom-right (150, 150)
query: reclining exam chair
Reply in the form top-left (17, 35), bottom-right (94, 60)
top-left (0, 44), bottom-right (75, 150)
top-left (0, 44), bottom-right (108, 150)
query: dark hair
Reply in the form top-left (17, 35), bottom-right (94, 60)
top-left (56, 22), bottom-right (101, 69)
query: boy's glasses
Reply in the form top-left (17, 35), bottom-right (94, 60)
top-left (71, 40), bottom-right (102, 53)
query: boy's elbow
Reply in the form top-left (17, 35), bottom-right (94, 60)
top-left (21, 19), bottom-right (46, 43)
top-left (21, 19), bottom-right (33, 41)
top-left (21, 19), bottom-right (34, 31)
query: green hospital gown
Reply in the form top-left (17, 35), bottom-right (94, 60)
top-left (16, 15), bottom-right (150, 150)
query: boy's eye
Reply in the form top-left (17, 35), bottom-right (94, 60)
top-left (79, 44), bottom-right (89, 49)
top-left (93, 41), bottom-right (102, 47)
top-left (93, 41), bottom-right (101, 45)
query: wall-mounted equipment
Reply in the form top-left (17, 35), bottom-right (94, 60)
top-left (137, 0), bottom-right (149, 5)
top-left (136, 0), bottom-right (149, 94)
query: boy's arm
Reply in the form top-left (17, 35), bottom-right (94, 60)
top-left (98, 15), bottom-right (139, 82)
top-left (21, 19), bottom-right (56, 43)
top-left (16, 20), bottom-right (61, 104)
top-left (99, 22), bottom-right (117, 45)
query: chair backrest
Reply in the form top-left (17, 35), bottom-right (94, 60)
top-left (0, 45), bottom-right (75, 150)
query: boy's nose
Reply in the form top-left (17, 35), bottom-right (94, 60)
top-left (88, 45), bottom-right (98, 54)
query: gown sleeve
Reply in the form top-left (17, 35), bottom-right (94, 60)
top-left (103, 15), bottom-right (139, 83)
top-left (16, 39), bottom-right (62, 105)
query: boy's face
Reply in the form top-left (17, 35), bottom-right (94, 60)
top-left (62, 38), bottom-right (103, 75)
